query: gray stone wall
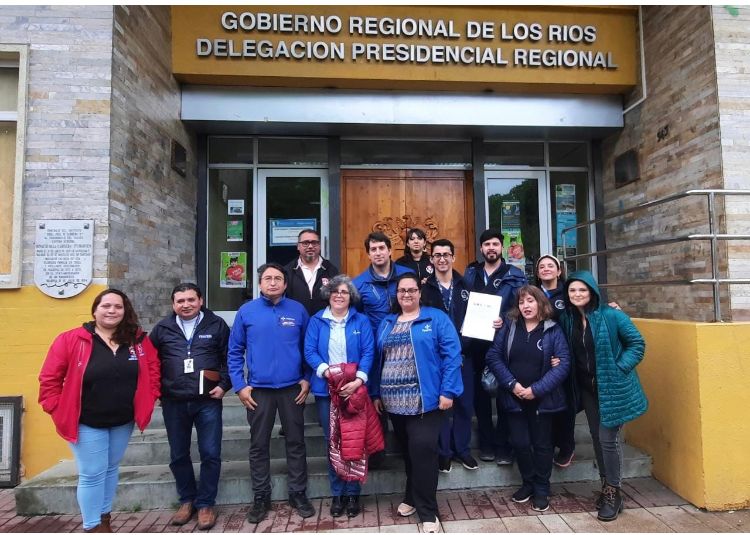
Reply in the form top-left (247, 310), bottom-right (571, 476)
top-left (713, 6), bottom-right (750, 321)
top-left (109, 5), bottom-right (198, 328)
top-left (599, 6), bottom-right (727, 321)
top-left (0, 5), bottom-right (114, 285)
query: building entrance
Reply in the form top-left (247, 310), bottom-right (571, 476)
top-left (341, 169), bottom-right (475, 275)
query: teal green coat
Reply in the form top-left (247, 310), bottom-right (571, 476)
top-left (559, 271), bottom-right (648, 427)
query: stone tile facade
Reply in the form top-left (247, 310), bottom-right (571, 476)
top-left (0, 5), bottom-right (114, 285)
top-left (600, 6), bottom-right (729, 321)
top-left (713, 5), bottom-right (750, 321)
top-left (108, 5), bottom-right (197, 327)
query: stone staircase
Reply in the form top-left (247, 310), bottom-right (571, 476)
top-left (14, 397), bottom-right (652, 515)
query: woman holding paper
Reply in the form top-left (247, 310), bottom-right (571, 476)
top-left (485, 285), bottom-right (570, 513)
top-left (372, 272), bottom-right (463, 534)
top-left (38, 289), bottom-right (161, 532)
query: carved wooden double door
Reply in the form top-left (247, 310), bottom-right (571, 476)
top-left (341, 170), bottom-right (475, 276)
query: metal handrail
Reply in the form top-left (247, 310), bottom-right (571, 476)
top-left (561, 189), bottom-right (750, 322)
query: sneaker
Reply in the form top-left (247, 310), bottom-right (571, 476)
top-left (495, 454), bottom-right (514, 466)
top-left (288, 492), bottom-right (316, 518)
top-left (478, 450), bottom-right (495, 462)
top-left (531, 495), bottom-right (550, 512)
top-left (553, 450), bottom-right (575, 468)
top-left (397, 502), bottom-right (417, 517)
top-left (456, 454), bottom-right (478, 470)
top-left (246, 496), bottom-right (271, 524)
top-left (511, 484), bottom-right (534, 503)
top-left (330, 496), bottom-right (345, 517)
top-left (422, 517), bottom-right (441, 533)
top-left (438, 456), bottom-right (452, 473)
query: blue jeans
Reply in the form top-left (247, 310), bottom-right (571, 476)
top-left (162, 398), bottom-right (223, 508)
top-left (315, 396), bottom-right (361, 496)
top-left (69, 422), bottom-right (134, 530)
top-left (439, 357), bottom-right (474, 458)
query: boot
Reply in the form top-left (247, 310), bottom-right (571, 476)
top-left (100, 513), bottom-right (113, 532)
top-left (597, 484), bottom-right (623, 522)
top-left (595, 478), bottom-right (606, 510)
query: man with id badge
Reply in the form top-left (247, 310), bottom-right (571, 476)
top-left (228, 263), bottom-right (314, 524)
top-left (149, 283), bottom-right (231, 530)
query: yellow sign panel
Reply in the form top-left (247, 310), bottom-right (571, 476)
top-left (172, 6), bottom-right (637, 94)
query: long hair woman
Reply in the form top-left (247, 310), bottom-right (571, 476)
top-left (485, 285), bottom-right (571, 513)
top-left (559, 271), bottom-right (647, 522)
top-left (39, 289), bottom-right (160, 532)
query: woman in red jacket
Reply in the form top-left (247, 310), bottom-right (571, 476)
top-left (39, 289), bottom-right (160, 533)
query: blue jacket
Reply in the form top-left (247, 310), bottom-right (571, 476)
top-left (372, 306), bottom-right (463, 413)
top-left (486, 318), bottom-right (571, 414)
top-left (463, 260), bottom-right (527, 317)
top-left (353, 263), bottom-right (414, 334)
top-left (227, 295), bottom-right (311, 391)
top-left (304, 308), bottom-right (375, 398)
top-left (559, 271), bottom-right (648, 427)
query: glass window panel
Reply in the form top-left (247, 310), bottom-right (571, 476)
top-left (207, 169), bottom-right (253, 310)
top-left (258, 138), bottom-right (327, 165)
top-left (550, 171), bottom-right (591, 274)
top-left (0, 68), bottom-right (19, 112)
top-left (487, 178), bottom-right (540, 280)
top-left (341, 140), bottom-right (470, 165)
top-left (485, 142), bottom-right (544, 166)
top-left (208, 137), bottom-right (254, 164)
top-left (1, 122), bottom-right (17, 273)
top-left (549, 142), bottom-right (588, 167)
top-left (265, 176), bottom-right (321, 266)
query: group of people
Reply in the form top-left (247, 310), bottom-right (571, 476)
top-left (38, 226), bottom-right (648, 533)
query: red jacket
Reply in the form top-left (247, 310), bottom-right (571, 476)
top-left (328, 364), bottom-right (384, 462)
top-left (38, 326), bottom-right (161, 443)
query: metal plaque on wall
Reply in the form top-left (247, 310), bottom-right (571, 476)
top-left (34, 220), bottom-right (94, 299)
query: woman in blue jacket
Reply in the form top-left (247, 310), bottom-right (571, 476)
top-left (486, 285), bottom-right (571, 513)
top-left (304, 275), bottom-right (375, 519)
top-left (559, 271), bottom-right (647, 522)
top-left (372, 272), bottom-right (463, 534)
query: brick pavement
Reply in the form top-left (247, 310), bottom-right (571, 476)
top-left (0, 478), bottom-right (748, 533)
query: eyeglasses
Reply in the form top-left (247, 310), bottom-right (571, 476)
top-left (397, 288), bottom-right (420, 295)
top-left (332, 289), bottom-right (350, 296)
top-left (298, 240), bottom-right (320, 247)
top-left (431, 253), bottom-right (453, 260)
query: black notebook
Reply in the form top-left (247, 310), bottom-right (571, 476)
top-left (199, 369), bottom-right (221, 395)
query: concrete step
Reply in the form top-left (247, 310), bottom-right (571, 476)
top-left (123, 420), bottom-right (596, 466)
top-left (14, 443), bottom-right (652, 515)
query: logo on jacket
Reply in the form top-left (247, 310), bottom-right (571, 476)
top-left (321, 278), bottom-right (329, 286)
top-left (352, 329), bottom-right (361, 335)
top-left (537, 340), bottom-right (543, 351)
top-left (460, 290), bottom-right (469, 301)
top-left (278, 316), bottom-right (297, 327)
top-left (555, 299), bottom-right (565, 310)
top-left (198, 334), bottom-right (213, 339)
top-left (422, 324), bottom-right (432, 333)
top-left (493, 278), bottom-right (502, 288)
top-left (426, 265), bottom-right (434, 274)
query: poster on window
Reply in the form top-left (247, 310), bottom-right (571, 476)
top-left (226, 220), bottom-right (244, 242)
top-left (555, 185), bottom-right (577, 256)
top-left (501, 201), bottom-right (525, 269)
top-left (220, 252), bottom-right (247, 288)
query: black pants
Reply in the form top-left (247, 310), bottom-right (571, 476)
top-left (246, 385), bottom-right (307, 497)
top-left (473, 367), bottom-right (512, 456)
top-left (389, 410), bottom-right (445, 522)
top-left (506, 405), bottom-right (554, 498)
top-left (551, 404), bottom-right (576, 456)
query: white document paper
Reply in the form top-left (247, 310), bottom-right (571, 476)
top-left (461, 292), bottom-right (502, 341)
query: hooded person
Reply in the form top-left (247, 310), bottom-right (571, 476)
top-left (558, 270), bottom-right (647, 522)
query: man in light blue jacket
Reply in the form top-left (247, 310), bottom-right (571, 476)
top-left (228, 263), bottom-right (313, 524)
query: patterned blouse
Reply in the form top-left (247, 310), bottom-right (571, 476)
top-left (380, 320), bottom-right (421, 415)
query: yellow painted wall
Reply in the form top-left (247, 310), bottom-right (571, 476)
top-left (0, 284), bottom-right (106, 479)
top-left (626, 319), bottom-right (750, 511)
